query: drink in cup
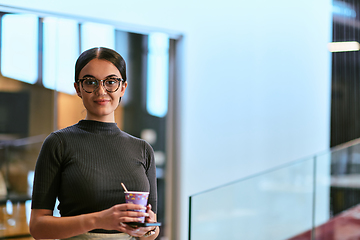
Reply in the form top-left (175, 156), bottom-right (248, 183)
top-left (125, 191), bottom-right (149, 222)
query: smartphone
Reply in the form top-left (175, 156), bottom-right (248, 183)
top-left (126, 222), bottom-right (161, 228)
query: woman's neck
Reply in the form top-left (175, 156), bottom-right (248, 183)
top-left (85, 114), bottom-right (115, 123)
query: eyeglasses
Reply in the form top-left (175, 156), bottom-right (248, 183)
top-left (77, 77), bottom-right (125, 93)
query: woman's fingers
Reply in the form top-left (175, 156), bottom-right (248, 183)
top-left (119, 222), bottom-right (151, 237)
top-left (118, 217), bottom-right (144, 223)
top-left (115, 203), bottom-right (146, 211)
top-left (145, 205), bottom-right (156, 223)
top-left (114, 203), bottom-right (149, 224)
top-left (121, 210), bottom-right (149, 218)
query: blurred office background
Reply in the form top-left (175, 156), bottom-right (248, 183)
top-left (1, 0), bottom-right (360, 239)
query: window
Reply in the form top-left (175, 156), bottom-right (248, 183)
top-left (1, 14), bottom-right (39, 84)
top-left (43, 17), bottom-right (79, 94)
top-left (146, 32), bottom-right (169, 118)
top-left (81, 22), bottom-right (115, 51)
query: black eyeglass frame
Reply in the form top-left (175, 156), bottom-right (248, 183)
top-left (76, 77), bottom-right (125, 93)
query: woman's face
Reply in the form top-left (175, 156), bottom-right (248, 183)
top-left (74, 58), bottom-right (127, 122)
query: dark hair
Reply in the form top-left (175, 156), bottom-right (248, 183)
top-left (74, 47), bottom-right (127, 82)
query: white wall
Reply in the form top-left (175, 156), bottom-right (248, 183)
top-left (1, 0), bottom-right (332, 239)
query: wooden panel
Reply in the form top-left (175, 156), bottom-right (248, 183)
top-left (0, 202), bottom-right (33, 239)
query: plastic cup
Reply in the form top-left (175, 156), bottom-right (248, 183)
top-left (125, 191), bottom-right (149, 222)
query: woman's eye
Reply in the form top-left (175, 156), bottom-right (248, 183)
top-left (84, 79), bottom-right (97, 85)
top-left (105, 78), bottom-right (118, 85)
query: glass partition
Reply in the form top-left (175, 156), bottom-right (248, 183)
top-left (189, 140), bottom-right (360, 240)
top-left (190, 158), bottom-right (315, 240)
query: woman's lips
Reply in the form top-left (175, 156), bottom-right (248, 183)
top-left (94, 99), bottom-right (110, 105)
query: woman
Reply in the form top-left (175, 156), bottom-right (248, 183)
top-left (29, 47), bottom-right (159, 240)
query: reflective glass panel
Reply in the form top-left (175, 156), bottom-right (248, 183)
top-left (43, 17), bottom-right (79, 94)
top-left (80, 22), bottom-right (115, 51)
top-left (311, 143), bottom-right (360, 239)
top-left (190, 158), bottom-right (314, 240)
top-left (1, 14), bottom-right (38, 84)
top-left (146, 32), bottom-right (169, 118)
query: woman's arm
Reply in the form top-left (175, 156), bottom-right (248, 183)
top-left (29, 203), bottom-right (148, 239)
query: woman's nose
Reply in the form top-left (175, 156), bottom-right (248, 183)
top-left (95, 81), bottom-right (107, 94)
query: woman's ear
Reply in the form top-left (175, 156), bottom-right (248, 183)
top-left (119, 81), bottom-right (128, 97)
top-left (74, 82), bottom-right (82, 98)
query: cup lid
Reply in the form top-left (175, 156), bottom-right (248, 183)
top-left (124, 191), bottom-right (149, 194)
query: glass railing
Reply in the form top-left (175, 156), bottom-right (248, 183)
top-left (189, 139), bottom-right (360, 240)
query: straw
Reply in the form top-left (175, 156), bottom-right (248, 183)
top-left (121, 182), bottom-right (128, 193)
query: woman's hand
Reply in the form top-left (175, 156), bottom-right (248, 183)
top-left (145, 204), bottom-right (157, 224)
top-left (96, 203), bottom-right (149, 232)
top-left (118, 204), bottom-right (158, 238)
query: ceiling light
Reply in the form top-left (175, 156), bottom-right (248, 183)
top-left (328, 41), bottom-right (360, 52)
